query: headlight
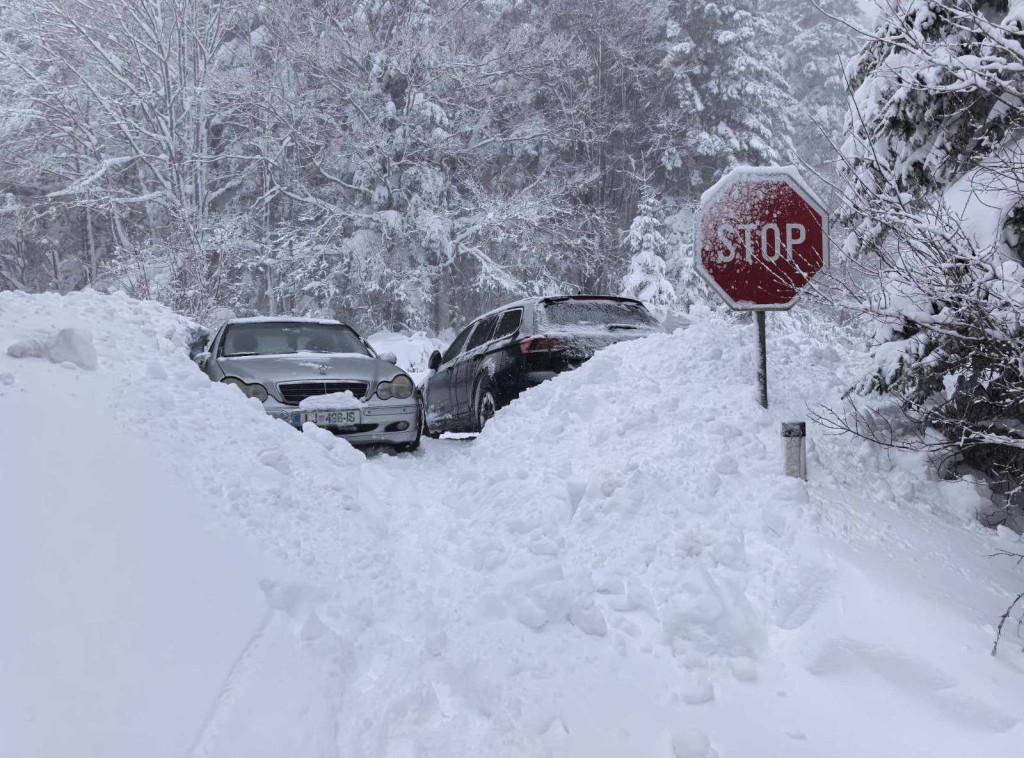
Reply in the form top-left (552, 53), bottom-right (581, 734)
top-left (247, 383), bottom-right (269, 402)
top-left (221, 377), bottom-right (268, 402)
top-left (375, 373), bottom-right (414, 400)
top-left (390, 374), bottom-right (414, 399)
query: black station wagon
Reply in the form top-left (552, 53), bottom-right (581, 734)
top-left (422, 295), bottom-right (663, 435)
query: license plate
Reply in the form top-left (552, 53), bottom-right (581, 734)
top-left (303, 409), bottom-right (360, 427)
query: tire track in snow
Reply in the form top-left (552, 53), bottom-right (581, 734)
top-left (183, 610), bottom-right (275, 758)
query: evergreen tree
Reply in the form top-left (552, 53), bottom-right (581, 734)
top-left (621, 191), bottom-right (676, 320)
top-left (661, 0), bottom-right (795, 190)
top-left (768, 0), bottom-right (863, 172)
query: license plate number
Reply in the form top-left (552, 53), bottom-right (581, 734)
top-left (304, 409), bottom-right (360, 427)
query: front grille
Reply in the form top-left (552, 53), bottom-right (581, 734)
top-left (278, 381), bottom-right (368, 405)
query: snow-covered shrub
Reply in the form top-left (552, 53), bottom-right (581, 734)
top-left (838, 0), bottom-right (1024, 511)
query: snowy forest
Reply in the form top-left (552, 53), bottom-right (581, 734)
top-left (0, 0), bottom-right (859, 331)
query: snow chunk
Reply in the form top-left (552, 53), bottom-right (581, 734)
top-left (6, 328), bottom-right (97, 369)
top-left (45, 328), bottom-right (98, 369)
top-left (680, 675), bottom-right (715, 705)
top-left (258, 447), bottom-right (292, 476)
top-left (661, 569), bottom-right (763, 657)
top-left (298, 390), bottom-right (362, 411)
top-left (6, 338), bottom-right (46, 360)
top-left (672, 728), bottom-right (712, 758)
top-left (569, 601), bottom-right (608, 637)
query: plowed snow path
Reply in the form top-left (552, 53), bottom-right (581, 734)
top-left (3, 291), bottom-right (1024, 758)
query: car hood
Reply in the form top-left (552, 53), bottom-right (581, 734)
top-left (216, 352), bottom-right (401, 396)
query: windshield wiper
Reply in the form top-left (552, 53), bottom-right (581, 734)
top-left (607, 323), bottom-right (641, 330)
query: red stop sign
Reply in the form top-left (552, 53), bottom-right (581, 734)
top-left (695, 167), bottom-right (829, 310)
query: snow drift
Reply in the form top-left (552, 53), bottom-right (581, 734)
top-left (3, 290), bottom-right (1024, 758)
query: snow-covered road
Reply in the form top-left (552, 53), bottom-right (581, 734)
top-left (3, 290), bottom-right (1024, 758)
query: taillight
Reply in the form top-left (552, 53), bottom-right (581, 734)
top-left (519, 336), bottom-right (565, 354)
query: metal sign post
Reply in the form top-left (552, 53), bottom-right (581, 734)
top-left (756, 311), bottom-right (768, 409)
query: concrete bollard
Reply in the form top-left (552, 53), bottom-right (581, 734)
top-left (781, 422), bottom-right (807, 480)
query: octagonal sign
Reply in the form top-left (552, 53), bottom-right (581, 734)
top-left (694, 166), bottom-right (829, 310)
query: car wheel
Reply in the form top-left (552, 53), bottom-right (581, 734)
top-left (420, 393), bottom-right (441, 439)
top-left (475, 386), bottom-right (497, 432)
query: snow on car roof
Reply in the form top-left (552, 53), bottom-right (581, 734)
top-left (472, 294), bottom-right (645, 323)
top-left (225, 316), bottom-right (345, 326)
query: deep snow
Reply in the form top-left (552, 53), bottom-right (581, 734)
top-left (2, 290), bottom-right (1024, 757)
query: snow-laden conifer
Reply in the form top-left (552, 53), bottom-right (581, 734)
top-left (621, 192), bottom-right (675, 320)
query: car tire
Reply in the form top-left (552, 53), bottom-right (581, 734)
top-left (396, 438), bottom-right (420, 453)
top-left (420, 393), bottom-right (441, 439)
top-left (475, 385), bottom-right (497, 432)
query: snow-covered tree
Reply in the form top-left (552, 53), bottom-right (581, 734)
top-left (661, 0), bottom-right (795, 189)
top-left (621, 191), bottom-right (675, 320)
top-left (768, 0), bottom-right (863, 173)
top-left (838, 0), bottom-right (1024, 510)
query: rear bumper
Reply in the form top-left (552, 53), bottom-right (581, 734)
top-left (265, 400), bottom-right (419, 445)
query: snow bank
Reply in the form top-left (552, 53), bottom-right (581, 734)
top-left (0, 290), bottom-right (375, 757)
top-left (349, 307), bottom-right (1024, 757)
top-left (4, 290), bottom-right (1024, 758)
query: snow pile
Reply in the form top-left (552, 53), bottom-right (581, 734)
top-left (0, 290), bottom-right (378, 757)
top-left (4, 290), bottom-right (1024, 757)
top-left (367, 330), bottom-right (445, 374)
top-left (346, 308), bottom-right (1024, 757)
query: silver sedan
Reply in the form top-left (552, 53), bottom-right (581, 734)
top-left (195, 317), bottom-right (421, 451)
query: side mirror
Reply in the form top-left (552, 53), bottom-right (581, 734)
top-left (193, 351), bottom-right (211, 371)
top-left (380, 352), bottom-right (398, 365)
top-left (428, 350), bottom-right (442, 371)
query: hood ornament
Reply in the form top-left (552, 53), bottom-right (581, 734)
top-left (317, 363), bottom-right (329, 375)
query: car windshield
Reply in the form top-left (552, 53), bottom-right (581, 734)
top-left (538, 299), bottom-right (659, 329)
top-left (221, 322), bottom-right (370, 357)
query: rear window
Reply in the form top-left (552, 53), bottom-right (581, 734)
top-left (221, 322), bottom-right (369, 357)
top-left (494, 309), bottom-right (523, 339)
top-left (538, 299), bottom-right (658, 329)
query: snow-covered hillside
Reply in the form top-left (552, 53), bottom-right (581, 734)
top-left (3, 290), bottom-right (1023, 758)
